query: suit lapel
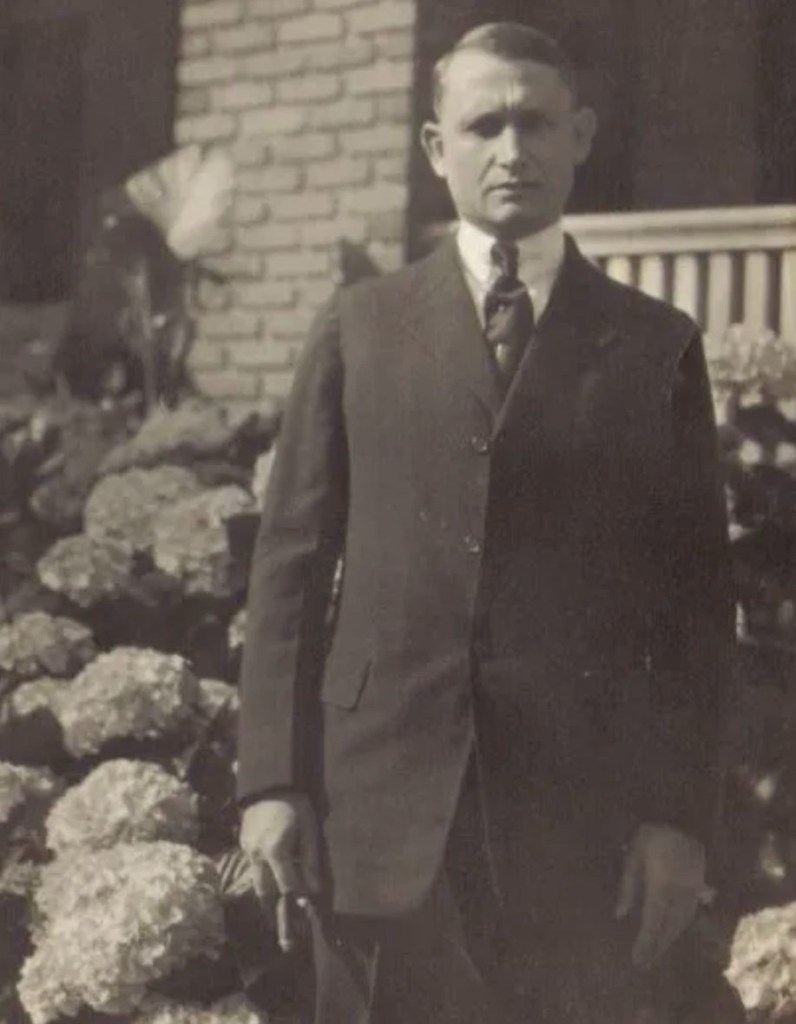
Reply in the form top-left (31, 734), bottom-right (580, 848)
top-left (404, 236), bottom-right (625, 439)
top-left (493, 237), bottom-right (622, 441)
top-left (408, 239), bottom-right (503, 420)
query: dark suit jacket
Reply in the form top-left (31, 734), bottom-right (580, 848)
top-left (237, 237), bottom-right (734, 917)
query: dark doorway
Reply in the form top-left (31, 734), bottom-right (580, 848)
top-left (757, 0), bottom-right (796, 204)
top-left (0, 14), bottom-right (85, 301)
top-left (0, 0), bottom-right (179, 304)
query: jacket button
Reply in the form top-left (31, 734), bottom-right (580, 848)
top-left (471, 435), bottom-right (490, 455)
top-left (464, 534), bottom-right (482, 555)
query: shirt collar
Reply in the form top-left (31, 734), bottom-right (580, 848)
top-left (456, 219), bottom-right (566, 292)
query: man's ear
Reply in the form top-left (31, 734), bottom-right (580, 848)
top-left (420, 121), bottom-right (446, 180)
top-left (572, 106), bottom-right (597, 165)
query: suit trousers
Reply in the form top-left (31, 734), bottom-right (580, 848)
top-left (309, 759), bottom-right (744, 1024)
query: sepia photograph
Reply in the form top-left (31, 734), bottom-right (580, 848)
top-left (0, 1), bottom-right (795, 1021)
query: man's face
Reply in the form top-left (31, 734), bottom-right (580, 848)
top-left (421, 51), bottom-right (596, 240)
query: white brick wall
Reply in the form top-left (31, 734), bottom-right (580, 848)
top-left (177, 0), bottom-right (418, 402)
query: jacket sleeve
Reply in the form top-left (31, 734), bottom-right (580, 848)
top-left (236, 294), bottom-right (347, 802)
top-left (641, 331), bottom-right (736, 844)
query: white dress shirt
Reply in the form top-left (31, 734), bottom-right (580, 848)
top-left (456, 219), bottom-right (566, 327)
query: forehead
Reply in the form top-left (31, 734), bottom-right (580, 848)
top-left (440, 50), bottom-right (573, 121)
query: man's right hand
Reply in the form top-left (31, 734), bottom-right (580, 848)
top-left (239, 795), bottom-right (321, 948)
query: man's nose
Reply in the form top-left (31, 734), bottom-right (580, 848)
top-left (495, 125), bottom-right (525, 167)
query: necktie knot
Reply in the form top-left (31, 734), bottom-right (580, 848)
top-left (490, 241), bottom-right (519, 283)
top-left (484, 241), bottom-right (533, 391)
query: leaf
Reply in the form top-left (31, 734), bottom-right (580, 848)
top-left (125, 147), bottom-right (234, 260)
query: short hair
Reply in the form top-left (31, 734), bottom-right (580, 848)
top-left (431, 22), bottom-right (577, 117)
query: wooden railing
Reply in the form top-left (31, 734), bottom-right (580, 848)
top-left (565, 205), bottom-right (796, 339)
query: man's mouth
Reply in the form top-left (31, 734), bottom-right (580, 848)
top-left (489, 182), bottom-right (539, 194)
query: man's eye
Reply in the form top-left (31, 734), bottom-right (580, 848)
top-left (516, 112), bottom-right (552, 133)
top-left (468, 114), bottom-right (504, 138)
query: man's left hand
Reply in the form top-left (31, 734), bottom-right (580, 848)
top-left (615, 823), bottom-right (706, 969)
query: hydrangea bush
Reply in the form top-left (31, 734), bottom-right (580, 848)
top-left (98, 399), bottom-right (275, 477)
top-left (697, 326), bottom-right (796, 1021)
top-left (0, 157), bottom-right (289, 1023)
top-left (85, 466), bottom-right (201, 554)
top-left (36, 535), bottom-right (135, 608)
top-left (227, 609), bottom-right (247, 658)
top-left (133, 994), bottom-right (267, 1024)
top-left (27, 397), bottom-right (137, 532)
top-left (250, 450), bottom-right (274, 506)
top-left (197, 678), bottom-right (239, 732)
top-left (3, 678), bottom-right (69, 721)
top-left (18, 842), bottom-right (226, 1023)
top-left (153, 486), bottom-right (255, 598)
top-left (727, 903), bottom-right (796, 1021)
top-left (706, 324), bottom-right (796, 412)
top-left (56, 648), bottom-right (199, 757)
top-left (45, 760), bottom-right (198, 853)
top-left (0, 612), bottom-right (95, 690)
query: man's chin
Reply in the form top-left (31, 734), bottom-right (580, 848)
top-left (489, 208), bottom-right (557, 240)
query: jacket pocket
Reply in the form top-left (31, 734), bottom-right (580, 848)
top-left (320, 653), bottom-right (372, 710)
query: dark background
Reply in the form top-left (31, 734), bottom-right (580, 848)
top-left (0, 0), bottom-right (178, 301)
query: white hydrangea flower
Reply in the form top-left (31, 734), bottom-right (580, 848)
top-left (250, 449), bottom-right (275, 505)
top-left (133, 993), bottom-right (267, 1024)
top-left (152, 486), bottom-right (255, 597)
top-left (0, 763), bottom-right (58, 824)
top-left (227, 609), bottom-right (247, 654)
top-left (100, 399), bottom-right (258, 476)
top-left (19, 841), bottom-right (225, 1023)
top-left (56, 647), bottom-right (199, 757)
top-left (17, 954), bottom-right (82, 1024)
top-left (37, 535), bottom-right (135, 608)
top-left (34, 849), bottom-right (114, 924)
top-left (0, 612), bottom-right (95, 685)
top-left (197, 678), bottom-right (239, 721)
top-left (5, 676), bottom-right (70, 719)
top-left (707, 324), bottom-right (796, 401)
top-left (727, 902), bottom-right (796, 1021)
top-left (46, 760), bottom-right (198, 854)
top-left (209, 993), bottom-right (269, 1024)
top-left (85, 466), bottom-right (201, 554)
top-left (737, 439), bottom-right (766, 469)
top-left (195, 678), bottom-right (239, 746)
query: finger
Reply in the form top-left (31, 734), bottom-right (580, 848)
top-left (615, 843), bottom-right (641, 919)
top-left (267, 852), bottom-right (304, 897)
top-left (632, 887), bottom-right (698, 968)
top-left (301, 826), bottom-right (321, 895)
top-left (632, 866), bottom-right (671, 968)
top-left (277, 894), bottom-right (299, 953)
top-left (632, 900), bottom-right (664, 967)
top-left (247, 857), bottom-right (274, 902)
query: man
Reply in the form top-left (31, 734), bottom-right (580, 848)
top-left (238, 23), bottom-right (738, 1023)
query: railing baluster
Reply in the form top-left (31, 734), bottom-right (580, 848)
top-left (743, 251), bottom-right (769, 331)
top-left (781, 250), bottom-right (796, 341)
top-left (706, 253), bottom-right (733, 337)
top-left (638, 255), bottom-right (666, 300)
top-left (605, 256), bottom-right (633, 286)
top-left (672, 254), bottom-right (700, 319)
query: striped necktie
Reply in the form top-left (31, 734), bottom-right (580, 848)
top-left (484, 241), bottom-right (535, 387)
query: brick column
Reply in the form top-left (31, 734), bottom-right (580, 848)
top-left (176, 0), bottom-right (418, 402)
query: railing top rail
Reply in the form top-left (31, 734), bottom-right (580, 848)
top-left (565, 204), bottom-right (796, 257)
